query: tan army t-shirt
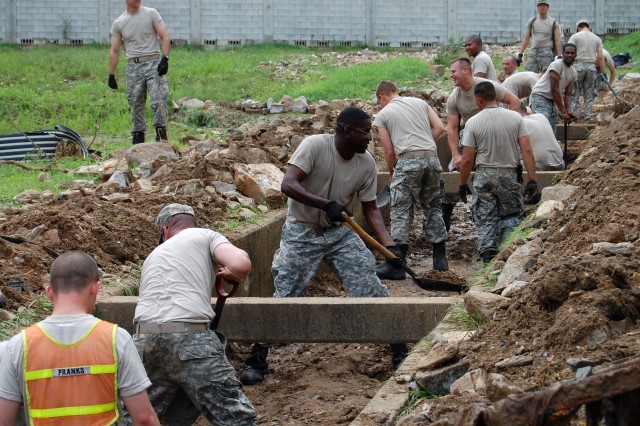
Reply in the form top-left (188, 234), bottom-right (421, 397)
top-left (568, 30), bottom-right (603, 64)
top-left (531, 58), bottom-right (578, 100)
top-left (472, 51), bottom-right (498, 81)
top-left (527, 16), bottom-right (557, 50)
top-left (503, 71), bottom-right (541, 99)
top-left (446, 77), bottom-right (508, 123)
top-left (373, 97), bottom-right (437, 155)
top-left (111, 6), bottom-right (163, 59)
top-left (287, 134), bottom-right (377, 228)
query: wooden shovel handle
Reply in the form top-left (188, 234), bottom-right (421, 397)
top-left (341, 212), bottom-right (398, 261)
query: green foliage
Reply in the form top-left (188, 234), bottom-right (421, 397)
top-left (447, 302), bottom-right (485, 331)
top-left (0, 295), bottom-right (52, 341)
top-left (434, 37), bottom-right (464, 66)
top-left (603, 31), bottom-right (640, 73)
top-left (398, 385), bottom-right (442, 417)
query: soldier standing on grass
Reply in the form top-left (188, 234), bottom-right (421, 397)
top-left (517, 0), bottom-right (563, 73)
top-left (459, 82), bottom-right (539, 263)
top-left (109, 0), bottom-right (170, 145)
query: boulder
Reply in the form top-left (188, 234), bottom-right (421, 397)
top-left (101, 158), bottom-right (129, 180)
top-left (450, 368), bottom-right (488, 395)
top-left (590, 242), bottom-right (634, 257)
top-left (535, 200), bottom-right (564, 219)
top-left (485, 373), bottom-right (523, 401)
top-left (415, 343), bottom-right (459, 371)
top-left (501, 280), bottom-right (529, 298)
top-left (496, 241), bottom-right (540, 289)
top-left (234, 163), bottom-right (285, 206)
top-left (415, 362), bottom-right (470, 395)
top-left (125, 142), bottom-right (178, 167)
top-left (464, 292), bottom-right (510, 323)
top-left (540, 185), bottom-right (578, 203)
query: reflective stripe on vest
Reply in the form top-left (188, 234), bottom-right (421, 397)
top-left (23, 319), bottom-right (119, 425)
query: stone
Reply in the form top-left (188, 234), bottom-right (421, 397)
top-left (101, 193), bottom-right (131, 203)
top-left (495, 355), bottom-right (534, 370)
top-left (101, 158), bottom-right (129, 180)
top-left (238, 208), bottom-right (257, 220)
top-left (43, 229), bottom-right (61, 246)
top-left (485, 373), bottom-right (523, 401)
top-left (585, 327), bottom-right (609, 350)
top-left (464, 292), bottom-right (510, 323)
top-left (25, 224), bottom-right (47, 241)
top-left (72, 179), bottom-right (96, 190)
top-left (125, 142), bottom-right (178, 167)
top-left (212, 181), bottom-right (239, 197)
top-left (501, 280), bottom-right (529, 298)
top-left (269, 103), bottom-right (284, 114)
top-left (414, 362), bottom-right (470, 395)
top-left (108, 171), bottom-right (128, 188)
top-left (535, 200), bottom-right (564, 219)
top-left (449, 368), bottom-right (488, 395)
top-left (415, 343), bottom-right (459, 371)
top-left (150, 164), bottom-right (173, 180)
top-left (290, 135), bottom-right (304, 149)
top-left (175, 179), bottom-right (205, 197)
top-left (622, 72), bottom-right (640, 82)
top-left (130, 178), bottom-right (154, 192)
top-left (496, 241), bottom-right (541, 289)
top-left (540, 185), bottom-right (578, 203)
top-left (432, 330), bottom-right (476, 344)
top-left (256, 205), bottom-right (269, 213)
top-left (566, 357), bottom-right (608, 369)
top-left (234, 163), bottom-right (285, 206)
top-left (291, 96), bottom-right (309, 113)
top-left (590, 242), bottom-right (634, 257)
top-left (13, 189), bottom-right (41, 203)
top-left (75, 165), bottom-right (102, 174)
top-left (182, 98), bottom-right (205, 108)
top-left (576, 366), bottom-right (593, 379)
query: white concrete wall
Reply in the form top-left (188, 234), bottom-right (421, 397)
top-left (1, 0), bottom-right (637, 46)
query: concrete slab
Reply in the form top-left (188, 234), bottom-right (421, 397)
top-left (94, 296), bottom-right (459, 343)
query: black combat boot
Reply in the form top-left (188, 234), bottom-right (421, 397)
top-left (390, 343), bottom-right (409, 369)
top-left (239, 343), bottom-right (270, 385)
top-left (155, 126), bottom-right (168, 142)
top-left (432, 241), bottom-right (448, 271)
top-left (132, 131), bottom-right (145, 145)
top-left (442, 202), bottom-right (455, 232)
top-left (375, 244), bottom-right (407, 280)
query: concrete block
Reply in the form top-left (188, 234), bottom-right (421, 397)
top-left (95, 296), bottom-right (458, 342)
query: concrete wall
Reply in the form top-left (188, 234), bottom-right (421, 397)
top-left (1, 0), bottom-right (637, 46)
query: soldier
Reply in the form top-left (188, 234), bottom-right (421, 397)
top-left (498, 55), bottom-right (519, 82)
top-left (519, 103), bottom-right (565, 171)
top-left (109, 0), bottom-right (170, 144)
top-left (373, 80), bottom-right (448, 279)
top-left (459, 83), bottom-right (539, 262)
top-left (503, 71), bottom-right (541, 100)
top-left (517, 0), bottom-right (563, 73)
top-left (466, 34), bottom-right (498, 81)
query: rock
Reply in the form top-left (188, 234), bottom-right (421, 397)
top-left (585, 326), bottom-right (609, 350)
top-left (37, 172), bottom-right (51, 182)
top-left (174, 179), bottom-right (205, 197)
top-left (130, 178), bottom-right (154, 192)
top-left (234, 163), bottom-right (285, 206)
top-left (125, 142), bottom-right (178, 167)
top-left (566, 357), bottom-right (608, 369)
top-left (236, 194), bottom-right (255, 207)
top-left (590, 242), bottom-right (634, 256)
top-left (449, 368), bottom-right (488, 395)
top-left (394, 374), bottom-right (413, 384)
top-left (269, 103), bottom-right (284, 114)
top-left (414, 361), bottom-right (470, 395)
top-left (576, 366), bottom-right (593, 379)
top-left (535, 200), bottom-right (564, 219)
top-left (212, 181), bottom-right (239, 197)
top-left (432, 330), bottom-right (476, 344)
top-left (256, 205), bottom-right (269, 213)
top-left (0, 308), bottom-right (16, 321)
top-left (238, 208), bottom-right (256, 220)
top-left (182, 99), bottom-right (205, 108)
top-left (13, 189), bottom-right (41, 203)
top-left (101, 158), bottom-right (129, 180)
top-left (464, 291), bottom-right (510, 323)
top-left (495, 355), bottom-right (534, 369)
top-left (290, 135), bottom-right (304, 149)
top-left (291, 96), bottom-right (309, 113)
top-left (43, 229), bottom-right (61, 246)
top-left (496, 241), bottom-right (540, 289)
top-left (72, 179), bottom-right (96, 190)
top-left (600, 223), bottom-right (626, 243)
top-left (540, 185), bottom-right (578, 203)
top-left (107, 171), bottom-right (128, 188)
top-left (75, 165), bottom-right (102, 174)
top-left (415, 343), bottom-right (459, 371)
top-left (396, 413), bottom-right (431, 426)
top-left (622, 72), bottom-right (640, 82)
top-left (101, 193), bottom-right (131, 203)
top-left (501, 280), bottom-right (529, 298)
top-left (150, 164), bottom-right (173, 180)
top-left (485, 373), bottom-right (523, 401)
top-left (25, 224), bottom-right (47, 241)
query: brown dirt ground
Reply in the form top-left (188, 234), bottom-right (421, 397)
top-left (1, 72), bottom-right (639, 424)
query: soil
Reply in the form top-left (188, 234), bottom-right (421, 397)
top-left (1, 48), bottom-right (640, 425)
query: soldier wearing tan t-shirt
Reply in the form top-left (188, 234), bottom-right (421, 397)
top-left (498, 55), bottom-right (519, 82)
top-left (459, 82), bottom-right (538, 262)
top-left (466, 35), bottom-right (498, 81)
top-left (517, 0), bottom-right (563, 73)
top-left (503, 71), bottom-right (541, 99)
top-left (373, 81), bottom-right (448, 279)
top-left (568, 19), bottom-right (606, 120)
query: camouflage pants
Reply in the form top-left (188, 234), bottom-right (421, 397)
top-left (471, 170), bottom-right (523, 255)
top-left (526, 48), bottom-right (555, 73)
top-left (529, 94), bottom-right (558, 136)
top-left (390, 156), bottom-right (446, 245)
top-left (128, 330), bottom-right (256, 426)
top-left (571, 62), bottom-right (597, 119)
top-left (272, 221), bottom-right (390, 297)
top-left (125, 59), bottom-right (169, 133)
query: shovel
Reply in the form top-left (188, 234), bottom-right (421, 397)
top-left (376, 185), bottom-right (390, 208)
top-left (563, 121), bottom-right (568, 166)
top-left (341, 212), bottom-right (464, 293)
top-left (210, 275), bottom-right (239, 331)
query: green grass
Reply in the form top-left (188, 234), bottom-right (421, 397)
top-left (0, 295), bottom-right (52, 341)
top-left (446, 302), bottom-right (485, 331)
top-left (603, 31), bottom-right (640, 73)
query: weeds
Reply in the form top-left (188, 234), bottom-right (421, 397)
top-left (434, 37), bottom-right (464, 66)
top-left (447, 302), bottom-right (485, 331)
top-left (398, 386), bottom-right (441, 417)
top-left (0, 295), bottom-right (53, 341)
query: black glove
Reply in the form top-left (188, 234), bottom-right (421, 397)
top-left (386, 245), bottom-right (405, 269)
top-left (523, 180), bottom-right (541, 204)
top-left (516, 53), bottom-right (523, 67)
top-left (108, 74), bottom-right (117, 90)
top-left (322, 201), bottom-right (352, 223)
top-left (157, 56), bottom-right (169, 76)
top-left (458, 184), bottom-right (471, 204)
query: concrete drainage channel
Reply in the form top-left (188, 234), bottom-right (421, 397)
top-left (95, 166), bottom-right (568, 424)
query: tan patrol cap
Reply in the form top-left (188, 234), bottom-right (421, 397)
top-left (576, 18), bottom-right (590, 28)
top-left (536, 0), bottom-right (549, 5)
top-left (156, 203), bottom-right (195, 242)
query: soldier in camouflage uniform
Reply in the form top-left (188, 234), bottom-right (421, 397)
top-left (129, 204), bottom-right (256, 425)
top-left (459, 82), bottom-right (539, 263)
top-left (239, 108), bottom-right (408, 386)
top-left (516, 0), bottom-right (563, 73)
top-left (372, 80), bottom-right (448, 280)
top-left (109, 0), bottom-right (170, 144)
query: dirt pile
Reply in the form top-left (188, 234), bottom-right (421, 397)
top-left (402, 106), bottom-right (640, 424)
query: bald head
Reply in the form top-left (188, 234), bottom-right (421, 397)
top-left (49, 251), bottom-right (100, 294)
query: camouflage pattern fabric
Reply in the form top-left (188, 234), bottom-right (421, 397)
top-left (570, 62), bottom-right (597, 119)
top-left (471, 170), bottom-right (523, 255)
top-left (390, 157), bottom-right (446, 245)
top-left (529, 94), bottom-right (559, 136)
top-left (127, 330), bottom-right (256, 426)
top-left (125, 59), bottom-right (169, 133)
top-left (272, 221), bottom-right (390, 298)
top-left (526, 48), bottom-right (555, 73)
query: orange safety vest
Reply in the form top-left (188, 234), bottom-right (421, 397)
top-left (23, 319), bottom-right (119, 426)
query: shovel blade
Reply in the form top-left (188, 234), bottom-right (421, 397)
top-left (412, 277), bottom-right (465, 293)
top-left (376, 185), bottom-right (391, 208)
